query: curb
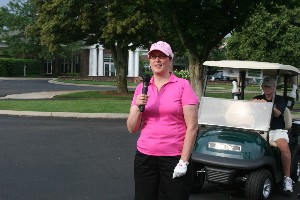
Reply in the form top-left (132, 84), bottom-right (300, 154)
top-left (48, 79), bottom-right (115, 87)
top-left (49, 78), bottom-right (137, 89)
top-left (0, 110), bottom-right (128, 119)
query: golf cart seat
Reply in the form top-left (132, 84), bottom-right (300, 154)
top-left (262, 107), bottom-right (292, 147)
top-left (283, 107), bottom-right (292, 130)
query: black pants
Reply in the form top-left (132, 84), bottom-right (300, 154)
top-left (134, 150), bottom-right (193, 200)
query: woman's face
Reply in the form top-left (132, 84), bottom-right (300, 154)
top-left (149, 50), bottom-right (172, 75)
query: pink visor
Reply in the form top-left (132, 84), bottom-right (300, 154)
top-left (147, 41), bottom-right (174, 59)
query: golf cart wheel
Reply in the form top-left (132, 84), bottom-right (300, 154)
top-left (291, 155), bottom-right (300, 182)
top-left (245, 169), bottom-right (273, 200)
top-left (191, 163), bottom-right (205, 194)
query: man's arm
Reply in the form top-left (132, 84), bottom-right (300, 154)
top-left (274, 96), bottom-right (286, 118)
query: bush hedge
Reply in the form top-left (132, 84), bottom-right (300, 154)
top-left (0, 58), bottom-right (42, 77)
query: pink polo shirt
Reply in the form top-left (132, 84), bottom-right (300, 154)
top-left (131, 73), bottom-right (198, 156)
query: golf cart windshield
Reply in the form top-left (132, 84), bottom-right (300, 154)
top-left (198, 97), bottom-right (273, 132)
top-left (198, 60), bottom-right (300, 132)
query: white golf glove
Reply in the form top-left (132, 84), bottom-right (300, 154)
top-left (172, 159), bottom-right (189, 179)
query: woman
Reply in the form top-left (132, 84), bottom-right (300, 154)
top-left (127, 41), bottom-right (199, 200)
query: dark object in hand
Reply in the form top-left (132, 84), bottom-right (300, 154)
top-left (139, 74), bottom-right (151, 112)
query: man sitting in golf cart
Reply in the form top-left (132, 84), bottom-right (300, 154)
top-left (252, 76), bottom-right (294, 193)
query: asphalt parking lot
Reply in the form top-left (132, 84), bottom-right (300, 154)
top-left (0, 116), bottom-right (137, 200)
top-left (1, 115), bottom-right (298, 200)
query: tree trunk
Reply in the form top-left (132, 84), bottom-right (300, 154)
top-left (188, 52), bottom-right (205, 100)
top-left (171, 12), bottom-right (205, 100)
top-left (117, 61), bottom-right (128, 93)
top-left (110, 44), bottom-right (128, 93)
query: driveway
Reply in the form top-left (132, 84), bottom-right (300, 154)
top-left (0, 78), bottom-right (116, 97)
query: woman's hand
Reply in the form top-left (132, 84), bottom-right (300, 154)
top-left (127, 94), bottom-right (148, 134)
top-left (135, 94), bottom-right (149, 107)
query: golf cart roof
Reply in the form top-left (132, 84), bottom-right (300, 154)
top-left (204, 60), bottom-right (300, 76)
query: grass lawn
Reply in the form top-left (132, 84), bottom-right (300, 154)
top-left (0, 91), bottom-right (133, 113)
top-left (55, 90), bottom-right (134, 99)
top-left (0, 99), bottom-right (131, 113)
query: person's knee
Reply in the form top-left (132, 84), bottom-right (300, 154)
top-left (275, 138), bottom-right (288, 146)
top-left (275, 138), bottom-right (289, 151)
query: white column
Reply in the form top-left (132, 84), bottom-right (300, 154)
top-left (91, 46), bottom-right (97, 76)
top-left (128, 50), bottom-right (134, 77)
top-left (89, 48), bottom-right (93, 76)
top-left (134, 48), bottom-right (140, 77)
top-left (98, 45), bottom-right (104, 76)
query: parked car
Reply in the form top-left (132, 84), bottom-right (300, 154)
top-left (208, 71), bottom-right (229, 81)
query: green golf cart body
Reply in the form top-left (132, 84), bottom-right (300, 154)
top-left (192, 60), bottom-right (300, 200)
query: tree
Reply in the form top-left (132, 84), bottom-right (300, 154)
top-left (0, 0), bottom-right (43, 58)
top-left (28, 0), bottom-right (158, 93)
top-left (207, 39), bottom-right (227, 61)
top-left (0, 0), bottom-right (80, 61)
top-left (226, 4), bottom-right (300, 68)
top-left (150, 0), bottom-right (291, 98)
top-left (28, 0), bottom-right (296, 97)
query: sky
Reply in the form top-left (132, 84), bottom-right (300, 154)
top-left (0, 0), bottom-right (27, 7)
top-left (0, 0), bottom-right (11, 7)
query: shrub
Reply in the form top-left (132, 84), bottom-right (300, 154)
top-left (173, 69), bottom-right (190, 80)
top-left (0, 58), bottom-right (42, 77)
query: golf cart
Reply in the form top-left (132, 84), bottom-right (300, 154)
top-left (191, 60), bottom-right (300, 200)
